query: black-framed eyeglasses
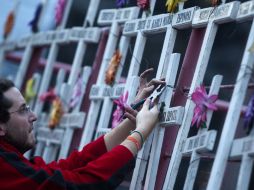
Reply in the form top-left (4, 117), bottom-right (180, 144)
top-left (9, 105), bottom-right (32, 115)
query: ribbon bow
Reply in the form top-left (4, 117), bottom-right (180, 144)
top-left (191, 85), bottom-right (218, 128)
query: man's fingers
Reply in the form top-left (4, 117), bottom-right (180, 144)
top-left (125, 106), bottom-right (138, 117)
top-left (150, 101), bottom-right (159, 114)
top-left (124, 112), bottom-right (136, 123)
top-left (143, 98), bottom-right (151, 110)
top-left (143, 85), bottom-right (154, 94)
top-left (147, 78), bottom-right (166, 87)
top-left (140, 68), bottom-right (154, 79)
top-left (139, 68), bottom-right (153, 89)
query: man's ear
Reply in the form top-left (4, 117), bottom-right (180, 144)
top-left (0, 123), bottom-right (7, 136)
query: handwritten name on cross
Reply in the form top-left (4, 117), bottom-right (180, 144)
top-left (182, 130), bottom-right (217, 155)
top-left (159, 106), bottom-right (185, 126)
top-left (236, 0), bottom-right (254, 22)
top-left (98, 7), bottom-right (139, 25)
top-left (89, 84), bottom-right (125, 100)
top-left (69, 27), bottom-right (100, 43)
top-left (192, 1), bottom-right (240, 28)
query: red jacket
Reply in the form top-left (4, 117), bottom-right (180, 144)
top-left (0, 136), bottom-right (134, 190)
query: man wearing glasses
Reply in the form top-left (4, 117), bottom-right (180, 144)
top-left (0, 72), bottom-right (164, 190)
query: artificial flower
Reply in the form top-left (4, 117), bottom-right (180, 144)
top-left (191, 85), bottom-right (218, 128)
top-left (24, 78), bottom-right (36, 103)
top-left (165, 0), bottom-right (186, 13)
top-left (29, 2), bottom-right (43, 33)
top-left (112, 91), bottom-right (128, 128)
top-left (105, 50), bottom-right (122, 85)
top-left (244, 94), bottom-right (254, 134)
top-left (116, 0), bottom-right (129, 8)
top-left (39, 89), bottom-right (57, 102)
top-left (210, 0), bottom-right (221, 6)
top-left (55, 0), bottom-right (66, 26)
top-left (137, 0), bottom-right (150, 10)
top-left (3, 11), bottom-right (15, 39)
top-left (49, 97), bottom-right (64, 129)
top-left (69, 77), bottom-right (82, 109)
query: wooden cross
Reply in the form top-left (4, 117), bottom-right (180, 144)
top-left (34, 68), bottom-right (66, 157)
top-left (230, 129), bottom-right (254, 190)
top-left (14, 0), bottom-right (49, 89)
top-left (78, 6), bottom-right (140, 148)
top-left (163, 1), bottom-right (240, 189)
top-left (31, 0), bottom-right (73, 116)
top-left (122, 3), bottom-right (199, 189)
top-left (182, 75), bottom-right (222, 190)
top-left (207, 1), bottom-right (254, 189)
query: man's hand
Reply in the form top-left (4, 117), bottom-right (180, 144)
top-left (134, 68), bottom-right (165, 105)
top-left (136, 98), bottom-right (159, 138)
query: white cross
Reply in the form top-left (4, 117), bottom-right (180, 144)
top-left (207, 1), bottom-right (254, 189)
top-left (79, 6), bottom-right (140, 148)
top-left (163, 1), bottom-right (240, 189)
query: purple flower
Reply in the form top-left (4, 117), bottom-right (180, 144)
top-left (191, 85), bottom-right (218, 128)
top-left (116, 0), bottom-right (129, 8)
top-left (29, 3), bottom-right (43, 33)
top-left (244, 94), bottom-right (254, 134)
top-left (112, 91), bottom-right (128, 128)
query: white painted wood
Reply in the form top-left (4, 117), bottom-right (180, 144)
top-left (236, 0), bottom-right (254, 22)
top-left (79, 7), bottom-right (140, 148)
top-left (34, 69), bottom-right (66, 157)
top-left (130, 5), bottom-right (190, 189)
top-left (15, 45), bottom-right (33, 89)
top-left (163, 2), bottom-right (240, 189)
top-left (207, 12), bottom-right (254, 190)
top-left (144, 54), bottom-right (181, 190)
top-left (172, 6), bottom-right (199, 29)
top-left (159, 106), bottom-right (185, 126)
top-left (236, 154), bottom-right (254, 190)
top-left (33, 0), bottom-right (73, 116)
top-left (182, 75), bottom-right (222, 190)
top-left (68, 0), bottom-right (103, 87)
top-left (15, 0), bottom-right (50, 88)
top-left (58, 112), bottom-right (86, 159)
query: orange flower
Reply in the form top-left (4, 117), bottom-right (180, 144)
top-left (49, 98), bottom-right (64, 129)
top-left (211, 0), bottom-right (221, 6)
top-left (105, 50), bottom-right (122, 85)
top-left (4, 11), bottom-right (15, 39)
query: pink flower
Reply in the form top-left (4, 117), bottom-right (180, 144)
top-left (137, 0), bottom-right (150, 10)
top-left (69, 77), bottom-right (82, 109)
top-left (191, 85), bottom-right (218, 128)
top-left (55, 0), bottom-right (66, 26)
top-left (39, 89), bottom-right (57, 102)
top-left (112, 91), bottom-right (128, 128)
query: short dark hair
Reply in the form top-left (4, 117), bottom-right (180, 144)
top-left (0, 78), bottom-right (15, 123)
